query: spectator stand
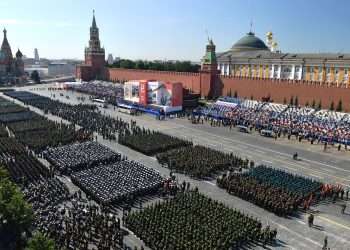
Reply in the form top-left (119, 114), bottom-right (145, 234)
top-left (193, 96), bottom-right (350, 146)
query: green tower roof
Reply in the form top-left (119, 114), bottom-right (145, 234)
top-left (203, 39), bottom-right (217, 64)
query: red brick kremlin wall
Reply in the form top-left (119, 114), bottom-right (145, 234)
top-left (219, 76), bottom-right (350, 111)
top-left (107, 68), bottom-right (201, 93)
top-left (106, 68), bottom-right (350, 111)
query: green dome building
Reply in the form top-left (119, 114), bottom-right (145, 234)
top-left (231, 32), bottom-right (269, 52)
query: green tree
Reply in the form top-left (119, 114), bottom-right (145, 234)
top-left (0, 166), bottom-right (9, 181)
top-left (111, 60), bottom-right (121, 68)
top-left (0, 167), bottom-right (33, 248)
top-left (289, 96), bottom-right (294, 105)
top-left (135, 60), bottom-right (146, 70)
top-left (330, 101), bottom-right (335, 111)
top-left (26, 232), bottom-right (55, 250)
top-left (294, 96), bottom-right (299, 106)
top-left (336, 99), bottom-right (343, 112)
top-left (120, 59), bottom-right (136, 69)
top-left (148, 61), bottom-right (162, 71)
top-left (30, 70), bottom-right (40, 83)
top-left (233, 90), bottom-right (238, 98)
top-left (109, 59), bottom-right (200, 72)
top-left (166, 61), bottom-right (176, 71)
top-left (311, 99), bottom-right (316, 109)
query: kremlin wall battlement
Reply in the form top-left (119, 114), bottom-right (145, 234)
top-left (106, 67), bottom-right (350, 111)
top-left (107, 68), bottom-right (202, 93)
top-left (218, 75), bottom-right (350, 111)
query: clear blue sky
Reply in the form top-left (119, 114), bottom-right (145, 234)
top-left (0, 0), bottom-right (349, 61)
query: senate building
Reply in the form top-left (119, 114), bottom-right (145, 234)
top-left (216, 31), bottom-right (350, 87)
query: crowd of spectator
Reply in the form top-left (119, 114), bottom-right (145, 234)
top-left (67, 80), bottom-right (124, 102)
top-left (194, 97), bottom-right (350, 147)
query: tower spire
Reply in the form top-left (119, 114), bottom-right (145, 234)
top-left (249, 20), bottom-right (254, 34)
top-left (1, 27), bottom-right (13, 65)
top-left (205, 29), bottom-right (209, 43)
top-left (92, 9), bottom-right (97, 28)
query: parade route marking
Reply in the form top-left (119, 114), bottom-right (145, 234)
top-left (323, 231), bottom-right (349, 244)
top-left (176, 126), bottom-right (350, 187)
top-left (173, 124), bottom-right (350, 174)
top-left (274, 158), bottom-right (350, 184)
top-left (309, 173), bottom-right (324, 179)
top-left (274, 223), bottom-right (323, 247)
top-left (296, 219), bottom-right (306, 225)
top-left (318, 215), bottom-right (350, 231)
top-left (269, 161), bottom-right (350, 187)
top-left (204, 181), bottom-right (216, 186)
top-left (261, 160), bottom-right (273, 164)
top-left (149, 117), bottom-right (349, 179)
top-left (254, 149), bottom-right (266, 154)
top-left (318, 167), bottom-right (336, 174)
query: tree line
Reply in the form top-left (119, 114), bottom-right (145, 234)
top-left (227, 89), bottom-right (344, 112)
top-left (108, 59), bottom-right (200, 73)
top-left (285, 96), bottom-right (343, 112)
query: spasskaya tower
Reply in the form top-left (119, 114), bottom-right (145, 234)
top-left (76, 10), bottom-right (106, 81)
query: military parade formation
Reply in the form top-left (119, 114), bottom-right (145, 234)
top-left (44, 141), bottom-right (121, 173)
top-left (157, 145), bottom-right (250, 178)
top-left (126, 191), bottom-right (277, 250)
top-left (71, 160), bottom-right (164, 205)
top-left (23, 176), bottom-right (125, 250)
top-left (217, 166), bottom-right (323, 216)
top-left (119, 128), bottom-right (192, 156)
top-left (4, 90), bottom-right (130, 140)
top-left (0, 96), bottom-right (89, 152)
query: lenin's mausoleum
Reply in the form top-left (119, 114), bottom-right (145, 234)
top-left (77, 13), bottom-right (350, 111)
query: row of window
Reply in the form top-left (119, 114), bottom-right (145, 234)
top-left (220, 64), bottom-right (349, 74)
top-left (219, 64), bottom-right (350, 82)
